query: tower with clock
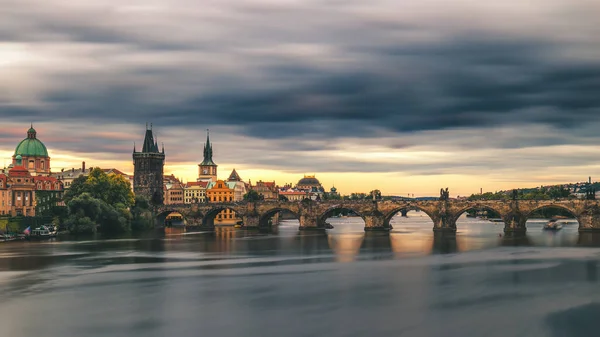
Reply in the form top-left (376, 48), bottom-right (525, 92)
top-left (198, 130), bottom-right (218, 182)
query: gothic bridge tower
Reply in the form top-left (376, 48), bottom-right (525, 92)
top-left (198, 130), bottom-right (217, 182)
top-left (133, 124), bottom-right (165, 205)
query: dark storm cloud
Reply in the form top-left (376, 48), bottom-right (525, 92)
top-left (1, 0), bottom-right (600, 177)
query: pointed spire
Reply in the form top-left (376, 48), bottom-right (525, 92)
top-left (200, 128), bottom-right (216, 166)
top-left (133, 142), bottom-right (136, 153)
top-left (141, 124), bottom-right (158, 153)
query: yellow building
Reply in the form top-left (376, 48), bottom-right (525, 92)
top-left (184, 181), bottom-right (208, 203)
top-left (206, 180), bottom-right (239, 225)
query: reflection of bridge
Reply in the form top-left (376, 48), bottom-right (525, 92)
top-left (156, 199), bottom-right (600, 233)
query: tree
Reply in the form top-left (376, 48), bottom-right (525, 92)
top-left (64, 193), bottom-right (103, 234)
top-left (131, 196), bottom-right (154, 231)
top-left (278, 195), bottom-right (289, 202)
top-left (63, 168), bottom-right (136, 234)
top-left (243, 190), bottom-right (264, 202)
top-left (64, 168), bottom-right (134, 208)
top-left (63, 175), bottom-right (89, 204)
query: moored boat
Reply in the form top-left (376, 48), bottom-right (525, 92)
top-left (543, 219), bottom-right (563, 231)
top-left (29, 225), bottom-right (58, 239)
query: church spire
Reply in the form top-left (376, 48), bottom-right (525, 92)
top-left (141, 124), bottom-right (159, 153)
top-left (200, 129), bottom-right (216, 166)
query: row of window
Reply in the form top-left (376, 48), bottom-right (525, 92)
top-left (208, 196), bottom-right (233, 202)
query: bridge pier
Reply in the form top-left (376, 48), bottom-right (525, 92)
top-left (503, 212), bottom-right (527, 233)
top-left (400, 209), bottom-right (408, 217)
top-left (432, 215), bottom-right (457, 233)
top-left (577, 205), bottom-right (600, 231)
top-left (299, 215), bottom-right (323, 231)
top-left (364, 215), bottom-right (390, 232)
top-left (243, 215), bottom-right (260, 230)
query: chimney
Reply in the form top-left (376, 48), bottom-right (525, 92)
top-left (82, 161), bottom-right (86, 172)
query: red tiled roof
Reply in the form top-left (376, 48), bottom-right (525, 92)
top-left (279, 191), bottom-right (306, 195)
top-left (8, 165), bottom-right (29, 177)
top-left (34, 176), bottom-right (59, 182)
top-left (185, 181), bottom-right (208, 188)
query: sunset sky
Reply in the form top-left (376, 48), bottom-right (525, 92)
top-left (1, 0), bottom-right (599, 197)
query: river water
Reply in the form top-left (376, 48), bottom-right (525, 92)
top-left (1, 212), bottom-right (600, 337)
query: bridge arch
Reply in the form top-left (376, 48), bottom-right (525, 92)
top-left (258, 207), bottom-right (300, 228)
top-left (524, 204), bottom-right (581, 228)
top-left (318, 205), bottom-right (366, 229)
top-left (156, 209), bottom-right (191, 227)
top-left (451, 204), bottom-right (507, 224)
top-left (202, 205), bottom-right (244, 228)
top-left (383, 204), bottom-right (436, 229)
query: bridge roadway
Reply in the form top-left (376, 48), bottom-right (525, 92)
top-left (156, 199), bottom-right (600, 233)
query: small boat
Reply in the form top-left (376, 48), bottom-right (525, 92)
top-left (543, 219), bottom-right (563, 231)
top-left (29, 225), bottom-right (58, 239)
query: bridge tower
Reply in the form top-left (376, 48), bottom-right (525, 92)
top-left (133, 124), bottom-right (165, 205)
top-left (198, 129), bottom-right (218, 182)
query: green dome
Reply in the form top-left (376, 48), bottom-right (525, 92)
top-left (14, 127), bottom-right (49, 157)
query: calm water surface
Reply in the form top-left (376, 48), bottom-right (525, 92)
top-left (1, 212), bottom-right (600, 337)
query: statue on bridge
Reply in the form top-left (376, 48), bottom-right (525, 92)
top-left (512, 189), bottom-right (519, 200)
top-left (586, 188), bottom-right (596, 200)
top-left (440, 188), bottom-right (449, 201)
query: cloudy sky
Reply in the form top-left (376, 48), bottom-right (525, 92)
top-left (1, 0), bottom-right (599, 196)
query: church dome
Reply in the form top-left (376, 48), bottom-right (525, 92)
top-left (298, 175), bottom-right (321, 186)
top-left (14, 127), bottom-right (48, 157)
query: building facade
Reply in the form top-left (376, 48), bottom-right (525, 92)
top-left (0, 156), bottom-right (63, 216)
top-left (206, 180), bottom-right (239, 225)
top-left (249, 180), bottom-right (279, 200)
top-left (163, 174), bottom-right (185, 205)
top-left (184, 181), bottom-right (208, 204)
top-left (227, 169), bottom-right (247, 202)
top-left (198, 131), bottom-right (218, 182)
top-left (133, 125), bottom-right (165, 205)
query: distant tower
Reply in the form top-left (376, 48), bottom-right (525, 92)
top-left (133, 124), bottom-right (165, 205)
top-left (198, 130), bottom-right (218, 182)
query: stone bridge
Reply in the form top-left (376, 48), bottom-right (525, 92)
top-left (156, 199), bottom-right (600, 233)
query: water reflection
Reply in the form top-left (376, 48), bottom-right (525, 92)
top-left (500, 233), bottom-right (533, 247)
top-left (431, 233), bottom-right (458, 254)
top-left (3, 215), bottom-right (600, 337)
top-left (327, 233), bottom-right (364, 262)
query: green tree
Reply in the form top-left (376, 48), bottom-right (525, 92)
top-left (131, 196), bottom-right (154, 231)
top-left (243, 190), bottom-right (264, 202)
top-left (64, 193), bottom-right (103, 234)
top-left (63, 169), bottom-right (136, 234)
top-left (64, 168), bottom-right (134, 208)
